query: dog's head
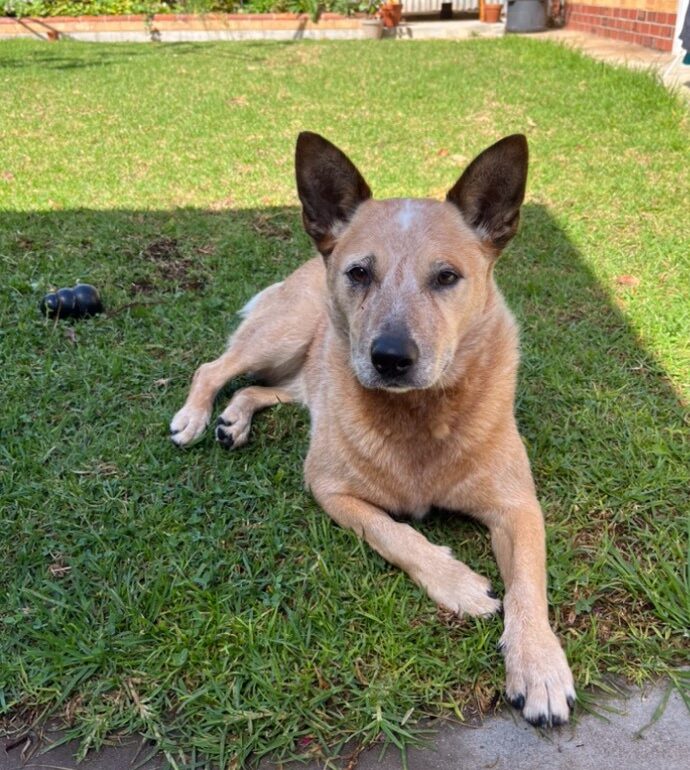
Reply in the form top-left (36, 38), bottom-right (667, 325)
top-left (295, 132), bottom-right (528, 392)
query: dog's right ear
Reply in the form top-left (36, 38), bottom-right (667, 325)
top-left (295, 132), bottom-right (372, 258)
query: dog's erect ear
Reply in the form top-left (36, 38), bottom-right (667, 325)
top-left (446, 134), bottom-right (528, 253)
top-left (295, 132), bottom-right (372, 257)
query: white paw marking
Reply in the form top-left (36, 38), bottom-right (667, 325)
top-left (502, 625), bottom-right (576, 726)
top-left (418, 546), bottom-right (501, 618)
top-left (170, 405), bottom-right (210, 447)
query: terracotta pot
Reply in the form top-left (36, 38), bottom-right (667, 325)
top-left (379, 3), bottom-right (403, 28)
top-left (483, 3), bottom-right (503, 22)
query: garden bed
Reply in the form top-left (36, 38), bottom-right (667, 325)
top-left (0, 11), bottom-right (367, 40)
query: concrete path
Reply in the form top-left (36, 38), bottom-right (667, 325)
top-left (332, 683), bottom-right (690, 770)
top-left (386, 19), bottom-right (504, 40)
top-left (2, 682), bottom-right (688, 769)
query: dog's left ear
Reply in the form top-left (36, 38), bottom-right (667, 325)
top-left (446, 134), bottom-right (528, 253)
top-left (295, 132), bottom-right (372, 258)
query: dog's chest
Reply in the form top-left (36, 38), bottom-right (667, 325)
top-left (308, 394), bottom-right (468, 516)
top-left (359, 421), bottom-right (462, 510)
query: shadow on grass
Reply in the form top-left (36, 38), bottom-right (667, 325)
top-left (0, 41), bottom-right (150, 69)
top-left (0, 38), bottom-right (294, 70)
top-left (1, 203), bottom-right (687, 765)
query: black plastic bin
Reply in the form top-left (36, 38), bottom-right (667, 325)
top-left (506, 0), bottom-right (547, 32)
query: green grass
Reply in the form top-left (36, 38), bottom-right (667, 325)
top-left (1, 36), bottom-right (689, 768)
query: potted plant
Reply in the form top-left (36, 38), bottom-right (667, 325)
top-left (379, 0), bottom-right (403, 29)
top-left (482, 0), bottom-right (503, 23)
top-left (360, 0), bottom-right (384, 37)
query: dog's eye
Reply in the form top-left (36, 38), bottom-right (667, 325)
top-left (347, 265), bottom-right (371, 286)
top-left (436, 269), bottom-right (461, 287)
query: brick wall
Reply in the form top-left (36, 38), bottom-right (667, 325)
top-left (564, 2), bottom-right (678, 51)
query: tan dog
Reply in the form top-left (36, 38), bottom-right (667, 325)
top-left (171, 133), bottom-right (575, 726)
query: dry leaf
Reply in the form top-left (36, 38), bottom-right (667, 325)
top-left (48, 562), bottom-right (71, 577)
top-left (615, 274), bottom-right (640, 287)
top-left (209, 196), bottom-right (235, 211)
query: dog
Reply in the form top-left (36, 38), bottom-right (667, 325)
top-left (170, 132), bottom-right (576, 727)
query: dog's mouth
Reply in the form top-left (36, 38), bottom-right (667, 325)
top-left (353, 363), bottom-right (434, 393)
top-left (376, 381), bottom-right (417, 393)
top-left (352, 348), bottom-right (454, 393)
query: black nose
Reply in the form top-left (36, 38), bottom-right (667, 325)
top-left (371, 334), bottom-right (419, 379)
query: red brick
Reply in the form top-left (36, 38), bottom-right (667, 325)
top-left (649, 23), bottom-right (667, 37)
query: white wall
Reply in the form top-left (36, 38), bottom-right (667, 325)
top-left (403, 0), bottom-right (480, 13)
top-left (674, 0), bottom-right (689, 53)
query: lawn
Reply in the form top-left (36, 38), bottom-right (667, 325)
top-left (1, 36), bottom-right (689, 769)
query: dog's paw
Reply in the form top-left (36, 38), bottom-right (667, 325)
top-left (419, 546), bottom-right (501, 618)
top-left (215, 408), bottom-right (251, 450)
top-left (170, 405), bottom-right (210, 447)
top-left (501, 625), bottom-right (575, 727)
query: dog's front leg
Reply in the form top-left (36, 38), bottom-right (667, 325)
top-left (313, 490), bottom-right (501, 619)
top-left (483, 501), bottom-right (576, 726)
top-left (170, 350), bottom-right (246, 446)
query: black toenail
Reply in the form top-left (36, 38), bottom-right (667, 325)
top-left (567, 695), bottom-right (576, 710)
top-left (215, 426), bottom-right (234, 448)
top-left (507, 693), bottom-right (525, 710)
top-left (487, 589), bottom-right (499, 599)
top-left (527, 713), bottom-right (548, 728)
top-left (496, 640), bottom-right (505, 653)
top-left (216, 416), bottom-right (229, 426)
top-left (551, 714), bottom-right (567, 727)
top-left (170, 428), bottom-right (179, 435)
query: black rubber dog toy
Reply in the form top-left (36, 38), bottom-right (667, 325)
top-left (40, 284), bottom-right (104, 320)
